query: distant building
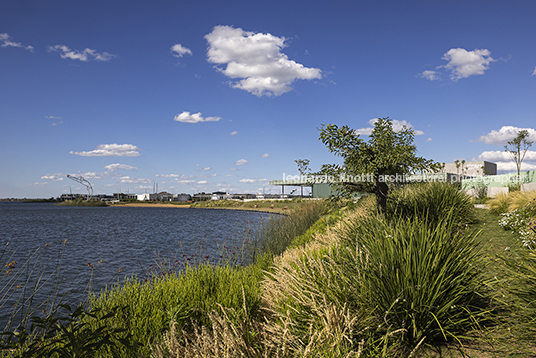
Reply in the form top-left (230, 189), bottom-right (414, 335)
top-left (137, 193), bottom-right (152, 201)
top-left (211, 191), bottom-right (227, 200)
top-left (440, 161), bottom-right (496, 177)
top-left (113, 193), bottom-right (137, 200)
top-left (60, 193), bottom-right (86, 201)
top-left (174, 193), bottom-right (191, 202)
top-left (192, 192), bottom-right (212, 201)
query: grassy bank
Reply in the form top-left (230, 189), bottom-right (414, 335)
top-left (55, 199), bottom-right (108, 207)
top-left (3, 186), bottom-right (536, 357)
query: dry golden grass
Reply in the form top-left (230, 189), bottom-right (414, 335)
top-left (488, 190), bottom-right (536, 214)
top-left (152, 207), bottom-right (370, 358)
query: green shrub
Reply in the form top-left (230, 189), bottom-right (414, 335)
top-left (386, 181), bottom-right (476, 226)
top-left (339, 212), bottom-right (488, 351)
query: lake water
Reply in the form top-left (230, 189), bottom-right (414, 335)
top-left (0, 202), bottom-right (272, 326)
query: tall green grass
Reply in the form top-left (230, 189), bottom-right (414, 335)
top-left (88, 261), bottom-right (268, 358)
top-left (263, 211), bottom-right (489, 355)
top-left (340, 213), bottom-right (488, 350)
top-left (386, 182), bottom-right (476, 226)
top-left (257, 201), bottom-right (325, 257)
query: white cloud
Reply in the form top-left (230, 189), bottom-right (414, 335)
top-left (0, 33), bottom-right (33, 51)
top-left (155, 174), bottom-right (179, 178)
top-left (70, 144), bottom-right (141, 157)
top-left (79, 172), bottom-right (102, 179)
top-left (104, 163), bottom-right (138, 171)
top-left (171, 44), bottom-right (192, 57)
top-left (205, 25), bottom-right (322, 96)
top-left (197, 180), bottom-right (208, 184)
top-left (173, 111), bottom-right (221, 123)
top-left (532, 67), bottom-right (536, 76)
top-left (119, 176), bottom-right (151, 184)
top-left (178, 179), bottom-right (195, 184)
top-left (355, 119), bottom-right (425, 136)
top-left (477, 150), bottom-right (536, 173)
top-left (420, 70), bottom-right (441, 81)
top-left (478, 126), bottom-right (536, 145)
top-left (478, 150), bottom-right (536, 163)
top-left (261, 153), bottom-right (270, 158)
top-left (426, 138), bottom-right (433, 142)
top-left (230, 131), bottom-right (238, 135)
top-left (45, 115), bottom-right (62, 119)
top-left (440, 48), bottom-right (494, 81)
top-left (239, 178), bottom-right (268, 183)
top-left (41, 173), bottom-right (64, 181)
top-left (201, 167), bottom-right (212, 171)
top-left (47, 45), bottom-right (116, 61)
top-left (235, 159), bottom-right (248, 166)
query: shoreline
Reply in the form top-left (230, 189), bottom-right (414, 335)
top-left (110, 202), bottom-right (288, 214)
top-left (110, 203), bottom-right (190, 208)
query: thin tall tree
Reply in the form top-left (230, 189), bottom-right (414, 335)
top-left (504, 129), bottom-right (533, 190)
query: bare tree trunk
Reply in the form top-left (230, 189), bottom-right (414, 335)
top-left (375, 180), bottom-right (389, 215)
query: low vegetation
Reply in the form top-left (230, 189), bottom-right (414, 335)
top-left (55, 199), bottom-right (109, 207)
top-left (3, 186), bottom-right (536, 357)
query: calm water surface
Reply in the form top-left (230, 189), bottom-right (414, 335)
top-left (0, 203), bottom-right (271, 323)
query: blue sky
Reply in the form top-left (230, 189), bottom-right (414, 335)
top-left (2, 0), bottom-right (536, 198)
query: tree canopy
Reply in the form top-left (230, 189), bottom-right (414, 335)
top-left (318, 117), bottom-right (438, 214)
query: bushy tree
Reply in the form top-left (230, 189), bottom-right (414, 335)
top-left (318, 117), bottom-right (438, 214)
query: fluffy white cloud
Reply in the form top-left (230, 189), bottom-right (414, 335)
top-left (178, 180), bottom-right (195, 184)
top-left (355, 119), bottom-right (425, 136)
top-left (197, 180), bottom-right (208, 184)
top-left (440, 48), bottom-right (494, 81)
top-left (205, 25), bottom-right (322, 96)
top-left (230, 131), bottom-right (238, 135)
top-left (47, 45), bottom-right (116, 61)
top-left (201, 167), bottom-right (212, 171)
top-left (420, 70), bottom-right (440, 81)
top-left (173, 111), bottom-right (221, 123)
top-left (426, 138), bottom-right (433, 142)
top-left (477, 150), bottom-right (536, 173)
top-left (119, 176), bottom-right (151, 184)
top-left (478, 150), bottom-right (536, 162)
top-left (171, 44), bottom-right (192, 57)
top-left (239, 178), bottom-right (268, 183)
top-left (0, 33), bottom-right (33, 51)
top-left (235, 159), bottom-right (248, 166)
top-left (155, 174), bottom-right (179, 178)
top-left (532, 67), bottom-right (536, 76)
top-left (70, 144), bottom-right (141, 157)
top-left (261, 153), bottom-right (270, 158)
top-left (478, 126), bottom-right (536, 145)
top-left (45, 115), bottom-right (61, 119)
top-left (79, 172), bottom-right (102, 179)
top-left (104, 163), bottom-right (138, 171)
top-left (41, 173), bottom-right (64, 181)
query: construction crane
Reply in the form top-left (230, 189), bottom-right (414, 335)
top-left (66, 174), bottom-right (93, 200)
